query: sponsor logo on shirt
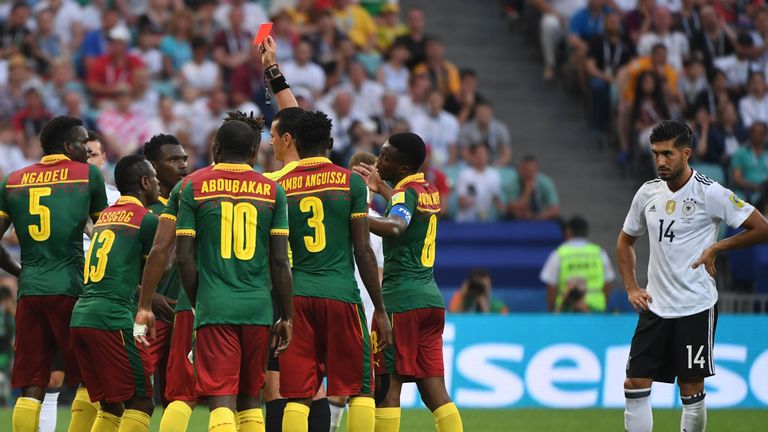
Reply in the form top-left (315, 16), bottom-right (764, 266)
top-left (649, 205), bottom-right (656, 213)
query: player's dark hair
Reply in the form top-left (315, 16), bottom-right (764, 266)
top-left (39, 116), bottom-right (84, 155)
top-left (522, 154), bottom-right (536, 163)
top-left (649, 120), bottom-right (693, 148)
top-left (294, 110), bottom-right (333, 157)
top-left (143, 133), bottom-right (181, 162)
top-left (273, 107), bottom-right (304, 136)
top-left (114, 154), bottom-right (151, 195)
top-left (388, 132), bottom-right (426, 171)
top-left (568, 215), bottom-right (589, 237)
top-left (349, 151), bottom-right (377, 168)
top-left (216, 111), bottom-right (265, 157)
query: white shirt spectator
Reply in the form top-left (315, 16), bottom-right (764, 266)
top-left (714, 55), bottom-right (760, 88)
top-left (380, 63), bottom-right (409, 95)
top-left (739, 93), bottom-right (768, 128)
top-left (656, 0), bottom-right (682, 13)
top-left (214, 2), bottom-right (267, 39)
top-left (337, 81), bottom-right (385, 118)
top-left (132, 89), bottom-right (160, 120)
top-left (34, 0), bottom-right (83, 47)
top-left (410, 110), bottom-right (460, 167)
top-left (181, 59), bottom-right (220, 93)
top-left (539, 238), bottom-right (616, 285)
top-left (281, 61), bottom-right (326, 95)
top-left (638, 32), bottom-right (690, 70)
top-left (0, 142), bottom-right (32, 177)
top-left (188, 98), bottom-right (227, 151)
top-left (396, 94), bottom-right (426, 121)
top-left (550, 0), bottom-right (588, 20)
top-left (131, 47), bottom-right (163, 77)
top-left (455, 165), bottom-right (502, 222)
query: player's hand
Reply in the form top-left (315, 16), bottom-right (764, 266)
top-left (627, 287), bottom-right (652, 312)
top-left (260, 35), bottom-right (277, 69)
top-left (692, 247), bottom-right (717, 277)
top-left (373, 310), bottom-right (393, 351)
top-left (134, 307), bottom-right (156, 347)
top-left (271, 318), bottom-right (293, 357)
top-left (352, 163), bottom-right (385, 194)
top-left (151, 294), bottom-right (176, 322)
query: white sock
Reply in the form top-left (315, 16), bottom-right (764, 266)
top-left (625, 388), bottom-right (653, 432)
top-left (38, 391), bottom-right (59, 432)
top-left (681, 392), bottom-right (707, 432)
top-left (329, 402), bottom-right (345, 432)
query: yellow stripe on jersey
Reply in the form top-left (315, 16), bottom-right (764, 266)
top-left (265, 161), bottom-right (299, 181)
top-left (6, 179), bottom-right (88, 188)
top-left (416, 206), bottom-right (441, 214)
top-left (285, 186), bottom-right (349, 197)
top-left (160, 214), bottom-right (177, 222)
top-left (270, 229), bottom-right (289, 236)
top-left (0, 210), bottom-right (9, 219)
top-left (351, 212), bottom-right (368, 219)
top-left (193, 194), bottom-right (275, 203)
top-left (94, 221), bottom-right (141, 229)
top-left (176, 229), bottom-right (196, 237)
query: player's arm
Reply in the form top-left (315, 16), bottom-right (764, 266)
top-left (88, 165), bottom-right (109, 223)
top-left (135, 216), bottom-right (177, 345)
top-left (261, 36), bottom-right (298, 109)
top-left (175, 182), bottom-right (198, 305)
top-left (0, 178), bottom-right (20, 277)
top-left (369, 189), bottom-right (416, 238)
top-left (617, 231), bottom-right (652, 311)
top-left (693, 209), bottom-right (768, 276)
top-left (269, 185), bottom-right (293, 356)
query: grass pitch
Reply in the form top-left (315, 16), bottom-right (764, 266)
top-left (2, 407), bottom-right (768, 431)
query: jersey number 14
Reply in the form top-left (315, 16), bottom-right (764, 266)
top-left (658, 219), bottom-right (676, 243)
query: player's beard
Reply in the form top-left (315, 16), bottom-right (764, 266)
top-left (658, 163), bottom-right (683, 181)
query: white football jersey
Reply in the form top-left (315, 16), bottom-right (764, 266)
top-left (354, 208), bottom-right (384, 329)
top-left (623, 171), bottom-right (754, 318)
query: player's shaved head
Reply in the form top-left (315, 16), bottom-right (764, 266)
top-left (650, 120), bottom-right (692, 148)
top-left (349, 151), bottom-right (377, 168)
top-left (388, 132), bottom-right (426, 171)
top-left (115, 154), bottom-right (153, 195)
top-left (294, 110), bottom-right (333, 158)
top-left (216, 111), bottom-right (264, 159)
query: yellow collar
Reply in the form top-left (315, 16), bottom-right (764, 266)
top-left (117, 196), bottom-right (144, 207)
top-left (395, 173), bottom-right (424, 190)
top-left (158, 195), bottom-right (168, 205)
top-left (213, 163), bottom-right (252, 172)
top-left (41, 154), bottom-right (71, 164)
top-left (297, 157), bottom-right (332, 167)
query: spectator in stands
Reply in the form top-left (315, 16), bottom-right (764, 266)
top-left (323, 90), bottom-right (363, 163)
top-left (340, 61), bottom-right (384, 116)
top-left (631, 71), bottom-right (671, 151)
top-left (212, 6), bottom-right (252, 73)
top-left (304, 9), bottom-right (347, 73)
top-left (357, 34), bottom-right (383, 78)
top-left (395, 7), bottom-right (429, 69)
top-left (0, 121), bottom-right (31, 177)
top-left (42, 58), bottom-right (84, 116)
top-left (692, 68), bottom-right (735, 118)
top-left (372, 92), bottom-right (407, 144)
top-left (0, 55), bottom-right (34, 121)
top-left (283, 40), bottom-right (327, 98)
top-left (376, 3), bottom-right (408, 51)
top-left (533, 0), bottom-right (588, 80)
top-left (132, 27), bottom-right (163, 78)
top-left (456, 142), bottom-right (504, 222)
top-left (714, 33), bottom-right (759, 93)
top-left (229, 45), bottom-right (266, 118)
top-left (377, 41), bottom-right (410, 95)
top-left (30, 8), bottom-right (65, 74)
top-left (675, 0), bottom-right (702, 41)
top-left (148, 96), bottom-right (189, 140)
top-left (87, 25), bottom-right (145, 103)
top-left (333, 0), bottom-right (377, 48)
top-left (585, 11), bottom-right (634, 134)
top-left (131, 67), bottom-right (159, 119)
top-left (187, 89), bottom-right (228, 158)
top-left (638, 6), bottom-right (690, 71)
top-left (413, 37), bottom-right (461, 98)
top-left (214, 0), bottom-right (267, 37)
top-left (706, 102), bottom-right (745, 166)
top-left (449, 268), bottom-right (509, 314)
top-left (568, 0), bottom-right (611, 74)
top-left (623, 0), bottom-right (654, 45)
top-left (731, 121), bottom-right (768, 203)
top-left (691, 4), bottom-right (736, 74)
top-left (411, 89), bottom-right (460, 167)
top-left (422, 144), bottom-right (452, 216)
top-left (679, 57), bottom-right (708, 108)
top-left (459, 101), bottom-right (512, 166)
top-left (751, 7), bottom-right (768, 69)
top-left (79, 7), bottom-right (120, 70)
top-left (137, 0), bottom-right (171, 36)
top-left (271, 10), bottom-right (297, 64)
top-left (12, 82), bottom-right (52, 155)
top-left (181, 36), bottom-right (221, 94)
top-left (506, 155), bottom-right (561, 220)
top-left (739, 71), bottom-right (768, 128)
top-left (97, 84), bottom-right (152, 159)
top-left (397, 72), bottom-right (430, 120)
top-left (0, 2), bottom-right (31, 60)
top-left (450, 68), bottom-right (487, 123)
top-left (160, 9), bottom-right (195, 80)
top-left (540, 215), bottom-right (615, 313)
top-left (62, 91), bottom-right (96, 131)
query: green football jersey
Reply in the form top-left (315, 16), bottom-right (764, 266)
top-left (149, 195), bottom-right (180, 304)
top-left (0, 154), bottom-right (108, 298)
top-left (277, 157), bottom-right (368, 303)
top-left (175, 163), bottom-right (288, 328)
top-left (382, 173), bottom-right (445, 313)
top-left (71, 196), bottom-right (158, 330)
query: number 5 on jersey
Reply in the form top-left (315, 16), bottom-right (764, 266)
top-left (29, 187), bottom-right (51, 241)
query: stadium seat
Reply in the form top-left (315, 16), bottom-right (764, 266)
top-left (607, 289), bottom-right (634, 313)
top-left (435, 245), bottom-right (553, 286)
top-left (437, 221), bottom-right (563, 248)
top-left (751, 245), bottom-right (768, 293)
top-left (441, 286), bottom-right (547, 312)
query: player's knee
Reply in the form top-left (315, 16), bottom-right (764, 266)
top-left (678, 380), bottom-right (704, 396)
top-left (624, 378), bottom-right (652, 390)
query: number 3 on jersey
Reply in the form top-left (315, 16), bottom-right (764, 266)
top-left (84, 229), bottom-right (116, 283)
top-left (29, 187), bottom-right (51, 241)
top-left (658, 219), bottom-right (675, 243)
top-left (300, 197), bottom-right (326, 252)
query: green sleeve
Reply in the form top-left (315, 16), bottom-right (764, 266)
top-left (350, 173), bottom-right (369, 217)
top-left (539, 175), bottom-right (560, 207)
top-left (88, 165), bottom-right (108, 217)
top-left (403, 188), bottom-right (418, 213)
top-left (175, 182), bottom-right (197, 237)
top-left (140, 212), bottom-right (159, 256)
top-left (0, 176), bottom-right (9, 220)
top-left (162, 180), bottom-right (184, 219)
top-left (730, 149), bottom-right (747, 173)
top-left (270, 184), bottom-right (289, 234)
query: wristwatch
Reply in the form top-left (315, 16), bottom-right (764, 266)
top-left (265, 65), bottom-right (282, 80)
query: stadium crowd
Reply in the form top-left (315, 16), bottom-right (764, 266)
top-left (522, 0), bottom-right (768, 213)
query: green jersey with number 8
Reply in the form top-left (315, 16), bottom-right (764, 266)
top-left (382, 173), bottom-right (445, 313)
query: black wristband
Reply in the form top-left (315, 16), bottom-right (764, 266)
top-left (270, 75), bottom-right (290, 93)
top-left (265, 64), bottom-right (282, 80)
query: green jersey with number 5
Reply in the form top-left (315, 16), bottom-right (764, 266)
top-left (382, 173), bottom-right (445, 313)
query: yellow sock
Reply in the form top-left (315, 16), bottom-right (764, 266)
top-left (209, 407), bottom-right (237, 432)
top-left (433, 403), bottom-right (463, 432)
top-left (237, 408), bottom-right (264, 432)
top-left (118, 409), bottom-right (150, 432)
top-left (281, 402), bottom-right (310, 432)
top-left (67, 388), bottom-right (100, 432)
top-left (347, 397), bottom-right (375, 432)
top-left (12, 397), bottom-right (41, 432)
top-left (90, 410), bottom-right (121, 432)
top-left (374, 407), bottom-right (400, 432)
top-left (159, 401), bottom-right (193, 432)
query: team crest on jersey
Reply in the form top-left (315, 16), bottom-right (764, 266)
top-left (665, 200), bottom-right (676, 215)
top-left (682, 199), bottom-right (696, 217)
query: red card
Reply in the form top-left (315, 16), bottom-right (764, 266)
top-left (253, 22), bottom-right (273, 45)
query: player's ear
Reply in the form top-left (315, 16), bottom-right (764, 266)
top-left (327, 137), bottom-right (334, 151)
